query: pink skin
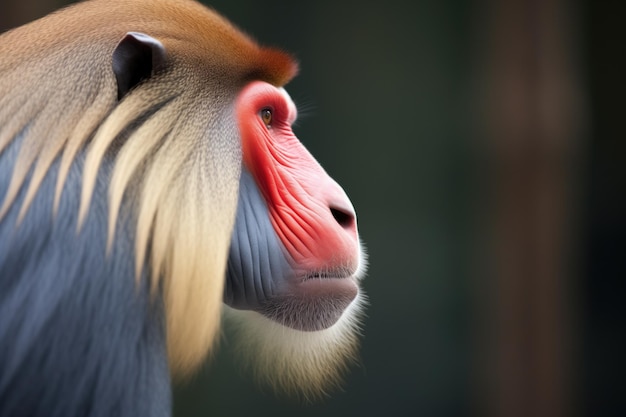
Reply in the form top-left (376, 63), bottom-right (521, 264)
top-left (236, 81), bottom-right (360, 309)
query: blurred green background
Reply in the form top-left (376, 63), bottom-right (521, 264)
top-left (1, 0), bottom-right (624, 416)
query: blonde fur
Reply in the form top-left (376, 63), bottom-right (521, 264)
top-left (0, 0), bottom-right (296, 377)
top-left (224, 294), bottom-right (367, 400)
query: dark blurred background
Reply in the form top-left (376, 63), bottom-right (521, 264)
top-left (1, 0), bottom-right (624, 416)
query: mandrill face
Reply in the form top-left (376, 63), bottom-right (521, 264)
top-left (225, 81), bottom-right (366, 332)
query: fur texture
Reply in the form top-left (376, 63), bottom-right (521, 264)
top-left (0, 0), bottom-right (296, 376)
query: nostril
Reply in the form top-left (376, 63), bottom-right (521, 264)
top-left (330, 206), bottom-right (355, 229)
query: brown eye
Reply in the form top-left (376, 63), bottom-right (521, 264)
top-left (261, 108), bottom-right (272, 126)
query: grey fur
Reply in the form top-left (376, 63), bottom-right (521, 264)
top-left (0, 134), bottom-right (171, 417)
top-left (224, 168), bottom-right (290, 309)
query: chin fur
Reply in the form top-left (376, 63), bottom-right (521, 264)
top-left (223, 292), bottom-right (366, 400)
top-left (222, 241), bottom-right (368, 400)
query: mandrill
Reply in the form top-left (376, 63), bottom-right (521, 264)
top-left (0, 0), bottom-right (367, 415)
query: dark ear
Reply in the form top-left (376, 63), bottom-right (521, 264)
top-left (112, 32), bottom-right (166, 100)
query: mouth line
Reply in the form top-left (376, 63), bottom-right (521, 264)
top-left (303, 271), bottom-right (354, 281)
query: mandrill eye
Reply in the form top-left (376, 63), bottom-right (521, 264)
top-left (260, 108), bottom-right (272, 127)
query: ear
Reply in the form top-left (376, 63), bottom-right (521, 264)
top-left (112, 32), bottom-right (166, 100)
